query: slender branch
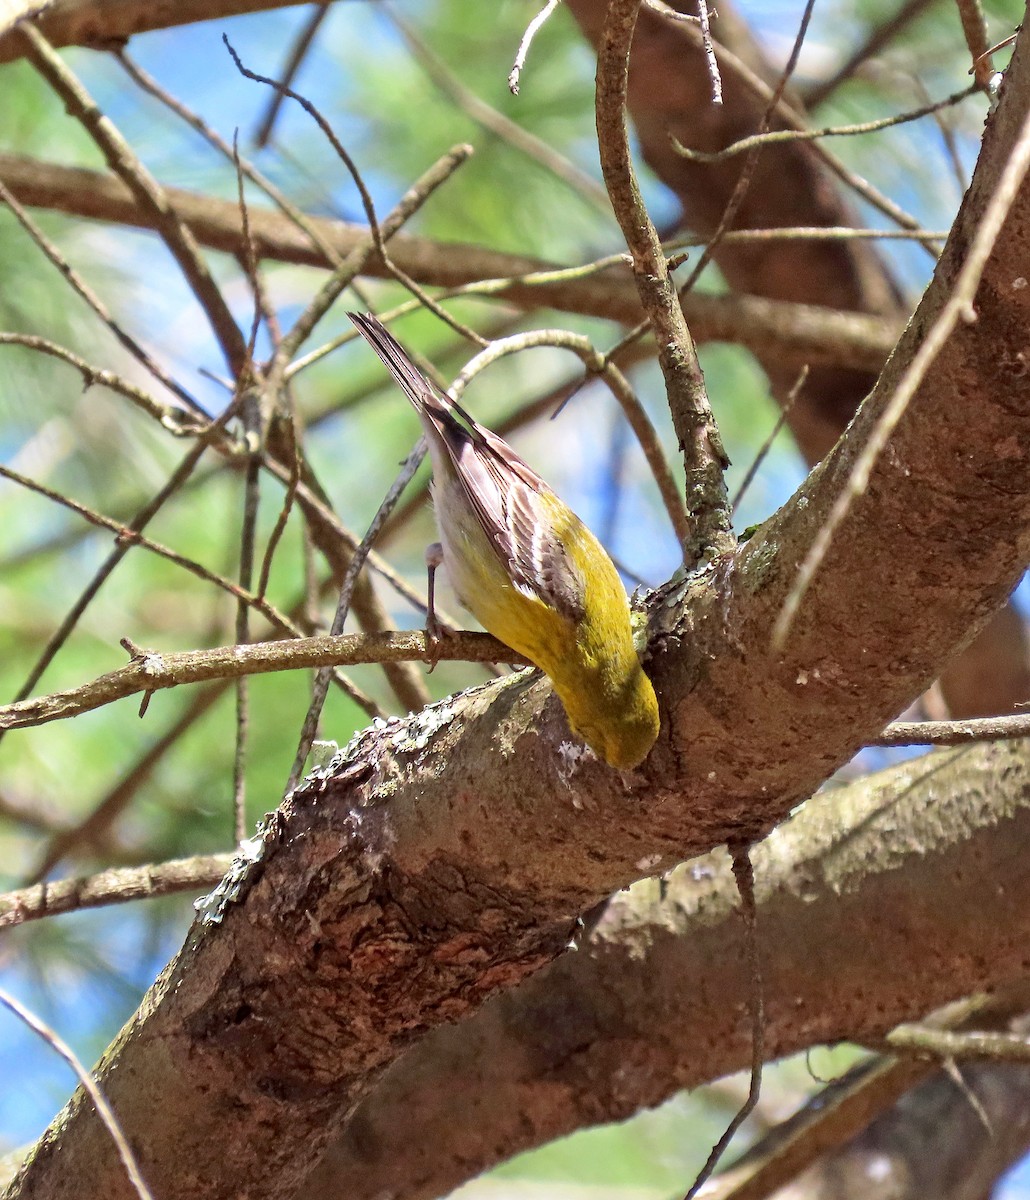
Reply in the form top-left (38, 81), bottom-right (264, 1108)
top-left (649, 1), bottom-right (941, 253)
top-left (391, 7), bottom-right (607, 210)
top-left (595, 0), bottom-right (732, 564)
top-left (30, 684), bottom-right (228, 883)
top-left (285, 432), bottom-right (430, 793)
top-left (0, 176), bottom-right (204, 413)
top-left (18, 19), bottom-right (249, 378)
top-left (804, 0), bottom-right (938, 108)
top-left (672, 84), bottom-right (979, 162)
top-left (677, 0), bottom-right (818, 303)
top-left (0, 333), bottom-right (202, 433)
top-left (731, 368), bottom-right (805, 514)
top-left (884, 1024), bottom-right (1030, 1062)
top-left (694, 0), bottom-right (721, 105)
top-left (508, 0), bottom-right (562, 95)
top-left (683, 842), bottom-right (764, 1199)
top-left (874, 711), bottom-right (1030, 746)
top-left (270, 138), bottom-right (473, 369)
top-left (0, 854), bottom-right (234, 928)
top-left (114, 49), bottom-right (346, 270)
top-left (773, 100), bottom-right (1030, 648)
top-left (252, 2), bottom-right (330, 148)
top-left (0, 462), bottom-right (289, 637)
top-left (0, 402), bottom-right (239, 726)
top-left (0, 631), bottom-right (528, 732)
top-left (0, 986), bottom-right (155, 1200)
top-left (695, 1059), bottom-right (935, 1200)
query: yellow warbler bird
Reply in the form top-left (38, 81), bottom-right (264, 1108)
top-left (349, 313), bottom-right (660, 770)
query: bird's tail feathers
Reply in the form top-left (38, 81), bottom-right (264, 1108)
top-left (347, 313), bottom-right (483, 444)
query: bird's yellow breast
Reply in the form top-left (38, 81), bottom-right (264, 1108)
top-left (436, 478), bottom-right (658, 769)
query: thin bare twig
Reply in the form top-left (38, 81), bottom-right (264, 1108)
top-left (231, 137), bottom-right (267, 846)
top-left (805, 0), bottom-right (938, 108)
top-left (773, 101), bottom-right (1030, 649)
top-left (223, 38), bottom-right (480, 503)
top-left (0, 177), bottom-right (204, 414)
top-left (268, 129), bottom-right (473, 368)
top-left (874, 711), bottom-right (1030, 746)
top-left (0, 461), bottom-right (285, 633)
top-left (731, 368), bottom-right (806, 514)
top-left (0, 333), bottom-right (203, 433)
top-left (0, 986), bottom-right (155, 1200)
top-left (677, 0), bottom-right (818, 298)
top-left (114, 49), bottom-right (346, 270)
top-left (223, 34), bottom-right (380, 251)
top-left (253, 1), bottom-right (330, 147)
top-left (684, 842), bottom-right (764, 1199)
top-left (695, 0), bottom-right (722, 105)
top-left (29, 683), bottom-right (228, 883)
top-left (233, 447), bottom-right (259, 842)
top-left (256, 451), bottom-right (458, 629)
top-left (650, 2), bottom-right (941, 253)
top-left (885, 1024), bottom-right (1030, 1062)
top-left (0, 630), bottom-right (527, 733)
top-left (2, 854), bottom-right (234, 928)
top-left (0, 401), bottom-right (240, 731)
top-left (698, 991), bottom-right (1029, 1200)
top-left (595, 0), bottom-right (731, 565)
top-left (257, 413), bottom-right (302, 601)
top-left (0, 463), bottom-right (386, 725)
top-left (19, 19), bottom-right (249, 378)
top-left (285, 432), bottom-right (431, 792)
top-left (672, 84), bottom-right (978, 162)
top-left (390, 6), bottom-right (607, 211)
top-left (911, 76), bottom-right (969, 199)
top-left (509, 0), bottom-right (561, 94)
top-left (695, 1056), bottom-right (935, 1200)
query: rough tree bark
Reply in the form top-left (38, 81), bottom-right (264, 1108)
top-left (296, 739), bottom-right (1030, 1200)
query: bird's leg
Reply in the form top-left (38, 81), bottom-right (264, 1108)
top-left (423, 542), bottom-right (457, 671)
top-left (425, 542), bottom-right (445, 644)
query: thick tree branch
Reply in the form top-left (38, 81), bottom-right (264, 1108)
top-left (299, 739), bottom-right (1030, 1200)
top-left (0, 152), bottom-right (900, 372)
top-left (0, 0), bottom-right (305, 56)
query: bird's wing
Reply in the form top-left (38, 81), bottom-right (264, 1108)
top-left (348, 313), bottom-right (586, 621)
top-left (451, 434), bottom-right (587, 622)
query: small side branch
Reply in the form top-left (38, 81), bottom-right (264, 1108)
top-left (0, 631), bottom-right (528, 732)
top-left (0, 854), bottom-right (234, 928)
top-left (595, 0), bottom-right (733, 566)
